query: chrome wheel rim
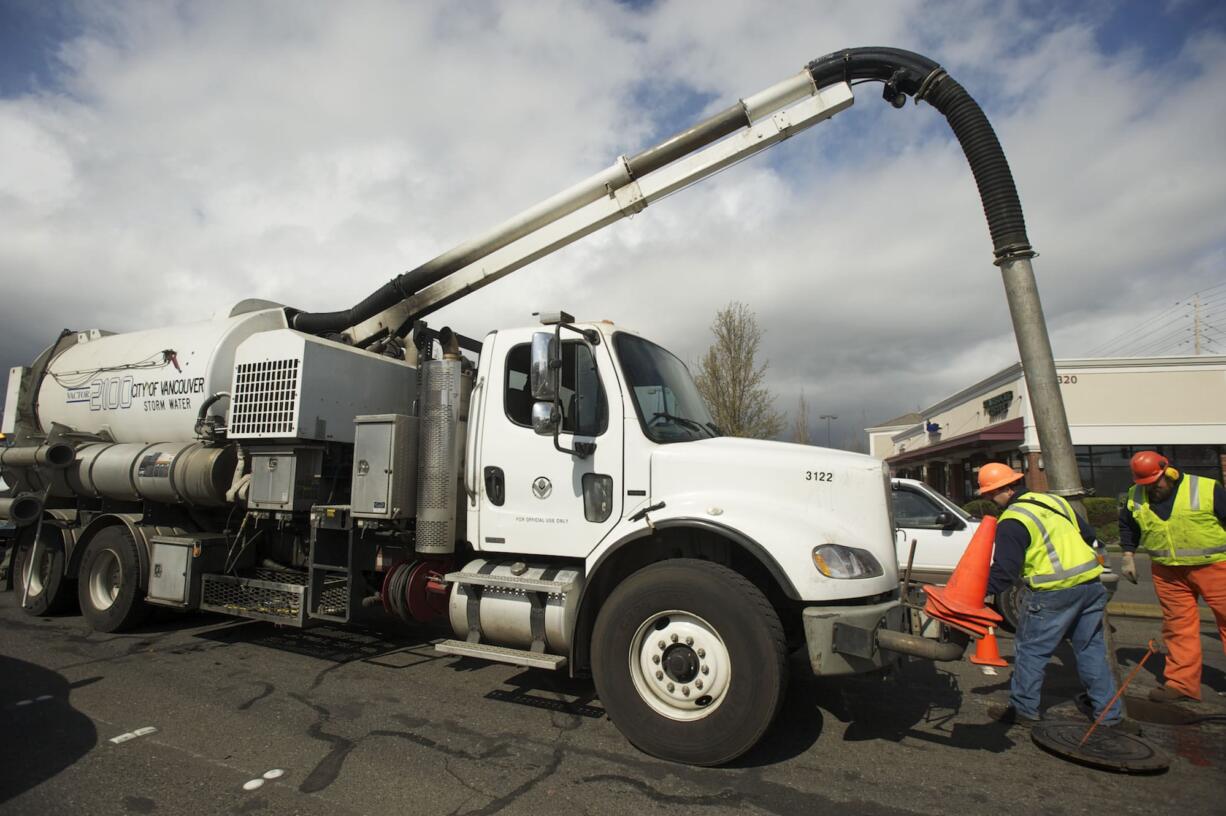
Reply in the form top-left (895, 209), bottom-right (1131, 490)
top-left (88, 549), bottom-right (122, 611)
top-left (628, 610), bottom-right (731, 721)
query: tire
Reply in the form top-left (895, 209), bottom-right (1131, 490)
top-left (11, 525), bottom-right (77, 616)
top-left (77, 526), bottom-right (149, 633)
top-left (591, 559), bottom-right (787, 766)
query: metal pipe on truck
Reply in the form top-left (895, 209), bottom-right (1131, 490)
top-left (0, 493), bottom-right (44, 526)
top-left (0, 442), bottom-right (76, 470)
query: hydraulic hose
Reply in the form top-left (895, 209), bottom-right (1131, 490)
top-left (806, 47), bottom-right (1032, 261)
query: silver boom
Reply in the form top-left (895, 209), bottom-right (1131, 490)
top-left (347, 71), bottom-right (853, 343)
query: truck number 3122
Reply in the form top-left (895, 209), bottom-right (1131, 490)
top-left (805, 471), bottom-right (834, 482)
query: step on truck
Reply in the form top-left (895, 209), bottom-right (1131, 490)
top-left (3, 47), bottom-right (1048, 765)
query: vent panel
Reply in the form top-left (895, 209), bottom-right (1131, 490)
top-left (231, 358), bottom-right (300, 437)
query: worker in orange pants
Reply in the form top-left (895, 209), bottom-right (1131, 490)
top-left (1120, 451), bottom-right (1226, 702)
top-left (1149, 561), bottom-right (1226, 699)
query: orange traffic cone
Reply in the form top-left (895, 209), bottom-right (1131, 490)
top-left (924, 515), bottom-right (1002, 633)
top-left (969, 626), bottom-right (1008, 667)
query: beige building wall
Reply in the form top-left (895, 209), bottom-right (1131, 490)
top-left (880, 356), bottom-right (1226, 460)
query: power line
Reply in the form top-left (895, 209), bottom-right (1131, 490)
top-left (1086, 279), bottom-right (1226, 358)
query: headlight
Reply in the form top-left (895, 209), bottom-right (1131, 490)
top-left (812, 544), bottom-right (884, 579)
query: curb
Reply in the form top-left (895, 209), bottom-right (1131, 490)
top-left (1108, 601), bottom-right (1214, 622)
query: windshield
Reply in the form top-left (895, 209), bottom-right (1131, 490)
top-left (615, 333), bottom-right (717, 444)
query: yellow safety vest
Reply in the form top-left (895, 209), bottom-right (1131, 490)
top-left (1127, 475), bottom-right (1226, 567)
top-left (999, 493), bottom-right (1103, 590)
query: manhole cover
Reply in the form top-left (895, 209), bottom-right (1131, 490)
top-left (1032, 721), bottom-right (1168, 773)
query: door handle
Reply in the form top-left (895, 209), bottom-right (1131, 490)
top-left (484, 467), bottom-right (505, 506)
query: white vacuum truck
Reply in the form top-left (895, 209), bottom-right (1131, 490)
top-left (2, 48), bottom-right (1045, 765)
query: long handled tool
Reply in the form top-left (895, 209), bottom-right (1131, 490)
top-left (1078, 639), bottom-right (1158, 747)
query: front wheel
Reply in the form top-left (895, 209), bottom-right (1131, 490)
top-left (591, 559), bottom-right (787, 766)
top-left (77, 526), bottom-right (149, 633)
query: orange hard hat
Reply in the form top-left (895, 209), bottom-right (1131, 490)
top-left (1130, 450), bottom-right (1169, 485)
top-left (976, 462), bottom-right (1024, 495)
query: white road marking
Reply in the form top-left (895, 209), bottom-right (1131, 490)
top-left (262, 769), bottom-right (284, 780)
top-left (15, 700), bottom-right (33, 706)
top-left (109, 726), bottom-right (157, 744)
top-left (243, 779), bottom-right (265, 791)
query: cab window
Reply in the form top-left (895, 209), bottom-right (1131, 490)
top-left (892, 489), bottom-right (950, 529)
top-left (504, 341), bottom-right (607, 435)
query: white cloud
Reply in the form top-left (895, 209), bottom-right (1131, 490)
top-left (1, 1), bottom-right (1223, 447)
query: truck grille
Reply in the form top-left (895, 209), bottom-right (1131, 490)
top-left (230, 358), bottom-right (300, 437)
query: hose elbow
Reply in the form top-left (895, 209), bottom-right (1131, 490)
top-left (806, 47), bottom-right (1032, 262)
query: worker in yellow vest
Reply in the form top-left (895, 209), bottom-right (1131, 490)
top-left (1120, 451), bottom-right (1226, 703)
top-left (977, 463), bottom-right (1125, 729)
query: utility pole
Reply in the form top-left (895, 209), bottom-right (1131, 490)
top-left (1194, 294), bottom-right (1202, 355)
top-left (820, 414), bottom-right (837, 447)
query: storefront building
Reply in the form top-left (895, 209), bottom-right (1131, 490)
top-left (871, 355), bottom-right (1226, 505)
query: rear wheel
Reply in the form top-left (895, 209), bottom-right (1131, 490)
top-left (12, 524), bottom-right (77, 615)
top-left (78, 526), bottom-right (149, 632)
top-left (591, 559), bottom-right (787, 766)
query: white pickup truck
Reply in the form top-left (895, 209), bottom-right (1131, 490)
top-left (889, 478), bottom-right (1020, 628)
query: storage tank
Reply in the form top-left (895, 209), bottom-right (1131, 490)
top-left (36, 304), bottom-right (287, 443)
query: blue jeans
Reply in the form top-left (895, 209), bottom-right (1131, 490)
top-left (1011, 580), bottom-right (1122, 723)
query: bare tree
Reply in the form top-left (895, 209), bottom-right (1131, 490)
top-left (694, 302), bottom-right (784, 439)
top-left (793, 390), bottom-right (811, 444)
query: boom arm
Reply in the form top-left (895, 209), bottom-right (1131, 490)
top-left (347, 76), bottom-right (854, 344)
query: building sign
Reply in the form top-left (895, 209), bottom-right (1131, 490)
top-left (983, 391), bottom-right (1013, 420)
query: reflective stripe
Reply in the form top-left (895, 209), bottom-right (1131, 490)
top-left (1189, 476), bottom-right (1201, 511)
top-left (1029, 559), bottom-right (1101, 584)
top-left (1009, 505), bottom-right (1066, 578)
top-left (1174, 542), bottom-right (1226, 558)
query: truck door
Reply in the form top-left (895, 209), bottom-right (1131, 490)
top-left (474, 331), bottom-right (623, 556)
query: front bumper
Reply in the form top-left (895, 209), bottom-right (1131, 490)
top-left (803, 599), bottom-right (970, 676)
top-left (803, 600), bottom-right (906, 677)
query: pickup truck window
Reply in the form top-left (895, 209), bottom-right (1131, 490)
top-left (892, 488), bottom-right (951, 529)
top-left (504, 340), bottom-right (607, 435)
top-left (614, 333), bottom-right (716, 444)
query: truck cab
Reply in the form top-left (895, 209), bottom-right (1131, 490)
top-left (443, 318), bottom-right (917, 763)
top-left (469, 320), bottom-right (899, 601)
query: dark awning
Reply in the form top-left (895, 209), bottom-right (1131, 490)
top-left (886, 417), bottom-right (1024, 466)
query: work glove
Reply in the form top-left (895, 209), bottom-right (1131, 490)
top-left (1121, 551), bottom-right (1138, 584)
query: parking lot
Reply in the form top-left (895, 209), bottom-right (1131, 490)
top-left (2, 582), bottom-right (1223, 816)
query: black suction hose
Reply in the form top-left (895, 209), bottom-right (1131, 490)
top-left (806, 47), bottom-right (1033, 261)
top-left (292, 47), bottom-right (1033, 337)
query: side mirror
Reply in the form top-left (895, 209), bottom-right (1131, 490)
top-left (530, 332), bottom-right (560, 401)
top-left (935, 511), bottom-right (952, 527)
top-left (532, 401), bottom-right (559, 436)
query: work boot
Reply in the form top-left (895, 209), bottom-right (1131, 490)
top-left (1103, 719), bottom-right (1144, 736)
top-left (1148, 685), bottom-right (1197, 703)
top-left (987, 703), bottom-right (1040, 729)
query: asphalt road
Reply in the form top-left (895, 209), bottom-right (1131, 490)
top-left (1, 590), bottom-right (1223, 816)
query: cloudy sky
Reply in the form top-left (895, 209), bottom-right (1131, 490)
top-left (2, 0), bottom-right (1224, 449)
